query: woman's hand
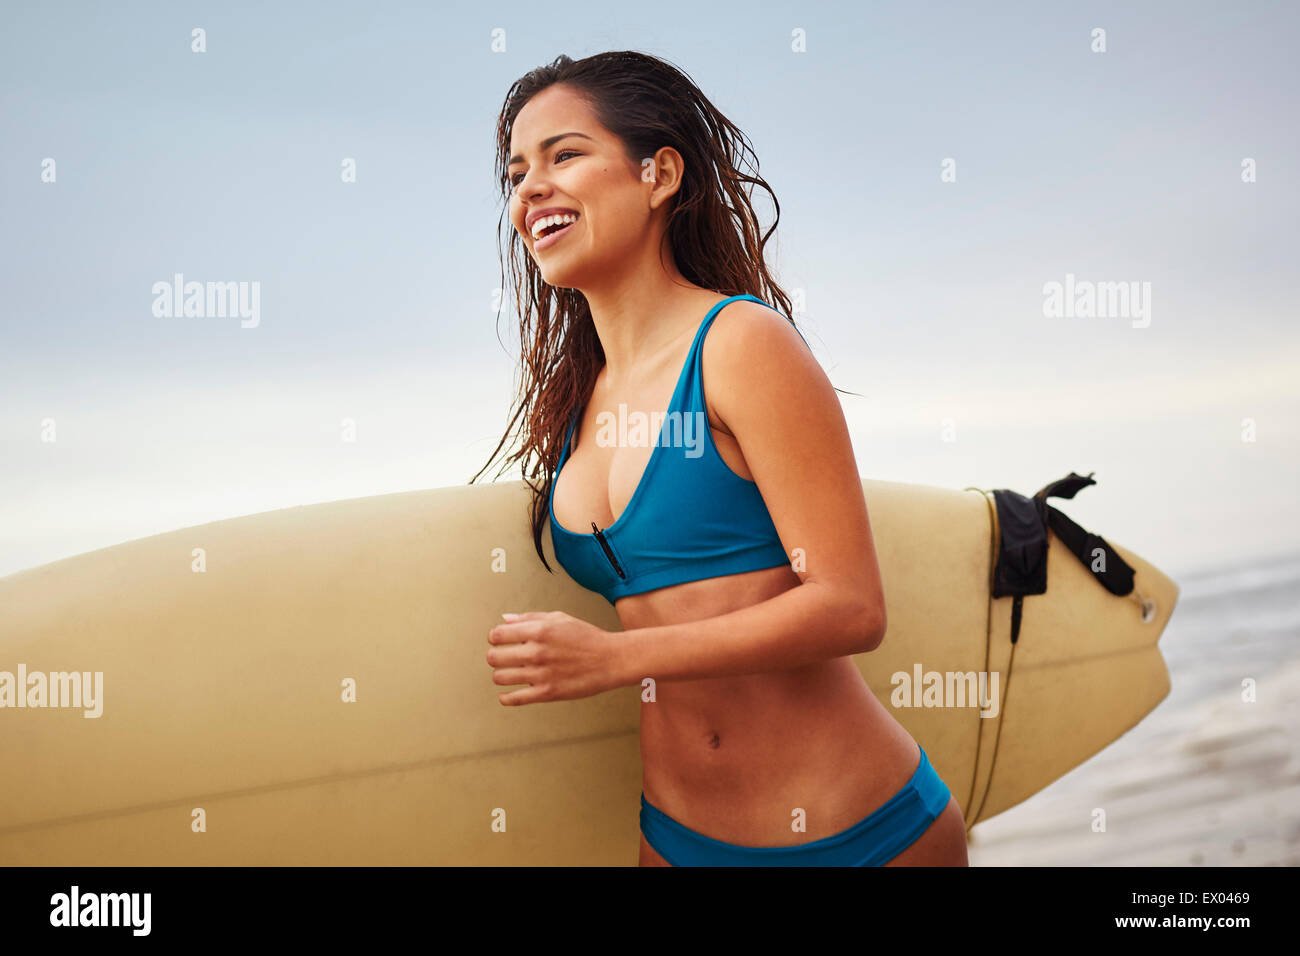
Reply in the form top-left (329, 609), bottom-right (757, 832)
top-left (486, 611), bottom-right (626, 705)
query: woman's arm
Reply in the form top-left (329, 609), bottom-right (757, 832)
top-left (617, 575), bottom-right (878, 685)
top-left (616, 301), bottom-right (887, 684)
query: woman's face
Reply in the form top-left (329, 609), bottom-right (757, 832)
top-left (508, 84), bottom-right (654, 290)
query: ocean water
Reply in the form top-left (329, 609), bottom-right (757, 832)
top-left (966, 551), bottom-right (1300, 866)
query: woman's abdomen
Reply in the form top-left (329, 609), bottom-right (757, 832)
top-left (638, 655), bottom-right (921, 847)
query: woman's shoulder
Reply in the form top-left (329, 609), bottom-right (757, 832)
top-left (705, 297), bottom-right (812, 364)
top-left (700, 297), bottom-right (826, 431)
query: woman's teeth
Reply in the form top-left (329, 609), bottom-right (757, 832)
top-left (531, 213), bottom-right (579, 240)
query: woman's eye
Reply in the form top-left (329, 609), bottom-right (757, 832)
top-left (510, 149), bottom-right (581, 187)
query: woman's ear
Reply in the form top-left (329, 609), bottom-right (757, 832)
top-left (645, 146), bottom-right (686, 209)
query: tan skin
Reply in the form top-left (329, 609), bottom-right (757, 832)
top-left (488, 84), bottom-right (968, 866)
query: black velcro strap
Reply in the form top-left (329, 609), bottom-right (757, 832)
top-left (990, 471), bottom-right (1136, 604)
top-left (990, 489), bottom-right (1049, 599)
top-left (1044, 505), bottom-right (1136, 597)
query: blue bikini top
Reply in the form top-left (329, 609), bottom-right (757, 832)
top-left (548, 294), bottom-right (808, 604)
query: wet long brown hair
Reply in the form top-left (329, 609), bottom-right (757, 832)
top-left (471, 50), bottom-right (841, 573)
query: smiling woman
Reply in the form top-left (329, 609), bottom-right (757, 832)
top-left (470, 51), bottom-right (969, 868)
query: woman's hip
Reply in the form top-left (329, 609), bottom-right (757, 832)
top-left (639, 742), bottom-right (954, 866)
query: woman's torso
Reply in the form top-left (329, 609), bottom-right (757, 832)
top-left (550, 291), bottom-right (919, 846)
top-left (619, 573), bottom-right (921, 846)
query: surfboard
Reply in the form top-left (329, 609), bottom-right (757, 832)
top-left (0, 478), bottom-right (1178, 864)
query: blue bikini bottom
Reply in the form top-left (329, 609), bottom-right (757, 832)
top-left (639, 744), bottom-right (952, 866)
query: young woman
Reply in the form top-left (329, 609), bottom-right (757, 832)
top-left (476, 51), bottom-right (968, 867)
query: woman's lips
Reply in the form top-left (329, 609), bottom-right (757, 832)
top-left (534, 218), bottom-right (578, 251)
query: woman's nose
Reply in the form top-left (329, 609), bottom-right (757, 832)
top-left (517, 174), bottom-right (550, 200)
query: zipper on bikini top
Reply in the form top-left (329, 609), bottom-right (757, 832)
top-left (590, 523), bottom-right (627, 579)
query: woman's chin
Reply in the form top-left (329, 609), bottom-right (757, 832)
top-left (537, 258), bottom-right (585, 290)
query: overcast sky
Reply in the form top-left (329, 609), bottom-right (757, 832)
top-left (2, 0), bottom-right (1297, 582)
